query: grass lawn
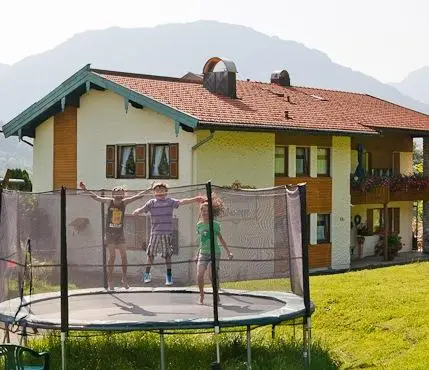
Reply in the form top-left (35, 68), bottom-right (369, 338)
top-left (26, 261), bottom-right (429, 369)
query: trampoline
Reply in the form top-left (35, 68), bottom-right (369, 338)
top-left (0, 288), bottom-right (312, 331)
top-left (0, 182), bottom-right (313, 369)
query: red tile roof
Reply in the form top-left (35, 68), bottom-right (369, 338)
top-left (92, 69), bottom-right (429, 135)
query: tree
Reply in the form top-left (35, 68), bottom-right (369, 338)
top-left (413, 142), bottom-right (423, 174)
top-left (5, 168), bottom-right (32, 191)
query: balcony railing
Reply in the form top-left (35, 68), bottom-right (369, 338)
top-left (351, 174), bottom-right (429, 204)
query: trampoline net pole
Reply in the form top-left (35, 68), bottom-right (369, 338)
top-left (100, 190), bottom-right (107, 289)
top-left (206, 181), bottom-right (220, 327)
top-left (60, 187), bottom-right (69, 370)
top-left (247, 325), bottom-right (252, 370)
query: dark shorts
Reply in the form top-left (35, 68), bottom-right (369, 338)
top-left (106, 230), bottom-right (125, 245)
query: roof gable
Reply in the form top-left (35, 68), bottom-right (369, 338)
top-left (2, 66), bottom-right (198, 138)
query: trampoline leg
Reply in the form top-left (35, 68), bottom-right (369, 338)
top-left (3, 324), bottom-right (10, 343)
top-left (246, 325), bottom-right (252, 370)
top-left (271, 324), bottom-right (276, 340)
top-left (160, 329), bottom-right (166, 370)
top-left (302, 316), bottom-right (311, 367)
top-left (20, 326), bottom-right (28, 347)
top-left (61, 331), bottom-right (67, 370)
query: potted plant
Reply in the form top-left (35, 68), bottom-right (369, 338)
top-left (355, 222), bottom-right (369, 258)
top-left (374, 231), bottom-right (403, 260)
top-left (387, 233), bottom-right (403, 260)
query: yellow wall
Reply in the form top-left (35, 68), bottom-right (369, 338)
top-left (195, 130), bottom-right (274, 187)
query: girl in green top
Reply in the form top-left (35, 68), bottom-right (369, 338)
top-left (196, 201), bottom-right (233, 305)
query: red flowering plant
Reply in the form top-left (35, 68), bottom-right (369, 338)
top-left (351, 174), bottom-right (429, 192)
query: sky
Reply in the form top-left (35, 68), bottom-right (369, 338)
top-left (0, 0), bottom-right (428, 83)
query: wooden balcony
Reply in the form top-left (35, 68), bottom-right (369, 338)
top-left (351, 184), bottom-right (429, 204)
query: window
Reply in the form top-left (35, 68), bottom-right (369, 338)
top-left (105, 143), bottom-right (178, 179)
top-left (275, 146), bottom-right (288, 176)
top-left (317, 214), bottom-right (330, 243)
top-left (317, 148), bottom-right (330, 176)
top-left (149, 143), bottom-right (179, 179)
top-left (118, 145), bottom-right (136, 178)
top-left (368, 207), bottom-right (400, 234)
top-left (296, 147), bottom-right (310, 176)
top-left (106, 144), bottom-right (146, 179)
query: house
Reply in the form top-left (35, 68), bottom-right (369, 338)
top-left (4, 56), bottom-right (429, 272)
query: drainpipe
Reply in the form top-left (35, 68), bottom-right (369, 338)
top-left (191, 129), bottom-right (215, 184)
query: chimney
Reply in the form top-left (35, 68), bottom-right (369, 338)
top-left (203, 57), bottom-right (237, 98)
top-left (271, 70), bottom-right (291, 87)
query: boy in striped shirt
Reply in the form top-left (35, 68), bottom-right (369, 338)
top-left (133, 182), bottom-right (205, 285)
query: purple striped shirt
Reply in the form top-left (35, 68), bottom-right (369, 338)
top-left (141, 197), bottom-right (180, 235)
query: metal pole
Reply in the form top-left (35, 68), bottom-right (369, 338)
top-left (298, 185), bottom-right (311, 366)
top-left (246, 325), bottom-right (252, 370)
top-left (60, 187), bottom-right (69, 370)
top-left (101, 190), bottom-right (107, 289)
top-left (206, 181), bottom-right (221, 369)
top-left (160, 330), bottom-right (166, 370)
top-left (384, 203), bottom-right (389, 261)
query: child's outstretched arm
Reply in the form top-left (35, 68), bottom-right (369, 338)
top-left (218, 233), bottom-right (233, 259)
top-left (79, 181), bottom-right (112, 203)
top-left (179, 195), bottom-right (206, 206)
top-left (123, 182), bottom-right (154, 205)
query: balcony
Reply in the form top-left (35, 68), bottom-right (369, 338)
top-left (351, 174), bottom-right (429, 204)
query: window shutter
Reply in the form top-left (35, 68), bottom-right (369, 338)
top-left (367, 209), bottom-right (374, 235)
top-left (106, 145), bottom-right (116, 178)
top-left (394, 208), bottom-right (400, 234)
top-left (169, 144), bottom-right (179, 179)
top-left (135, 144), bottom-right (146, 178)
top-left (392, 152), bottom-right (400, 175)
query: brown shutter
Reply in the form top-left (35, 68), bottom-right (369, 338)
top-left (367, 209), bottom-right (374, 235)
top-left (169, 144), bottom-right (179, 179)
top-left (394, 208), bottom-right (400, 234)
top-left (106, 145), bottom-right (116, 178)
top-left (366, 152), bottom-right (372, 173)
top-left (135, 144), bottom-right (146, 178)
top-left (393, 152), bottom-right (400, 175)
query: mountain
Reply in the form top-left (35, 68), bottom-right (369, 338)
top-left (1, 20), bottom-right (428, 174)
top-left (391, 66), bottom-right (429, 105)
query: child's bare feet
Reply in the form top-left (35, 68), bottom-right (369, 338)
top-left (107, 281), bottom-right (114, 291)
top-left (198, 295), bottom-right (204, 305)
top-left (121, 279), bottom-right (129, 289)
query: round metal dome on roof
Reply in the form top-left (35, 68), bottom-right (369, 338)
top-left (271, 70), bottom-right (290, 86)
top-left (203, 57), bottom-right (238, 74)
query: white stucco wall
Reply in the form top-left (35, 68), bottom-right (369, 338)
top-left (195, 130), bottom-right (274, 188)
top-left (33, 117), bottom-right (54, 192)
top-left (288, 145), bottom-right (296, 177)
top-left (70, 90), bottom-right (199, 279)
top-left (309, 146), bottom-right (317, 178)
top-left (400, 152), bottom-right (413, 175)
top-left (331, 136), bottom-right (351, 269)
top-left (77, 90), bottom-right (196, 190)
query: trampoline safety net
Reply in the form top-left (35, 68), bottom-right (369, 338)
top-left (0, 184), bottom-right (310, 330)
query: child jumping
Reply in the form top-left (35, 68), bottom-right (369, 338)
top-left (132, 182), bottom-right (205, 285)
top-left (195, 198), bottom-right (233, 305)
top-left (80, 182), bottom-right (151, 290)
